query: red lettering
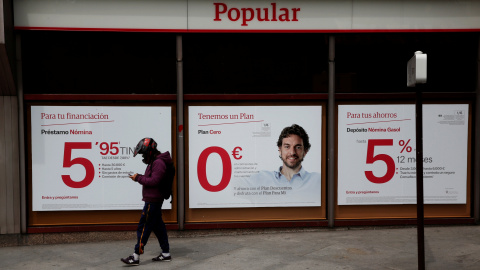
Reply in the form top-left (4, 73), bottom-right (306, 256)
top-left (228, 8), bottom-right (240, 21)
top-left (292, 8), bottom-right (300, 21)
top-left (271, 3), bottom-right (277, 21)
top-left (197, 147), bottom-right (232, 192)
top-left (279, 8), bottom-right (289, 21)
top-left (213, 2), bottom-right (300, 26)
top-left (256, 8), bottom-right (270, 21)
top-left (214, 3), bottom-right (227, 21)
top-left (241, 8), bottom-right (254, 26)
top-left (61, 142), bottom-right (95, 189)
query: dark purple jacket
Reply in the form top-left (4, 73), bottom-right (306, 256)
top-left (135, 151), bottom-right (173, 203)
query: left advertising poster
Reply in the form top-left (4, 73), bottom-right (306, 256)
top-left (31, 106), bottom-right (172, 211)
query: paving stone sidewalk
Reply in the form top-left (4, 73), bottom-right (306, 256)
top-left (1, 225), bottom-right (479, 270)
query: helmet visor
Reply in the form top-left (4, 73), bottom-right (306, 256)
top-left (133, 138), bottom-right (147, 157)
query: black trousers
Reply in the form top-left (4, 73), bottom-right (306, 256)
top-left (134, 201), bottom-right (169, 255)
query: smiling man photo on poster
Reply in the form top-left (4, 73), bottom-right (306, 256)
top-left (241, 124), bottom-right (321, 206)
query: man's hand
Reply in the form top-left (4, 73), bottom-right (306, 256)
top-left (129, 173), bottom-right (138, 181)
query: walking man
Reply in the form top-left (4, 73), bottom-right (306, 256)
top-left (121, 137), bottom-right (173, 265)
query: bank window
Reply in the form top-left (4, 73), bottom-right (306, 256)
top-left (335, 33), bottom-right (477, 93)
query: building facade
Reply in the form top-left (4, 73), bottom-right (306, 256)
top-left (1, 0), bottom-right (479, 234)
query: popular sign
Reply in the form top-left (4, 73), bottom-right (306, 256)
top-left (213, 2), bottom-right (301, 26)
top-left (14, 0), bottom-right (480, 31)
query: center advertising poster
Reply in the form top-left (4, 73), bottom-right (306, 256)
top-left (31, 106), bottom-right (172, 211)
top-left (188, 106), bottom-right (323, 208)
top-left (337, 104), bottom-right (468, 205)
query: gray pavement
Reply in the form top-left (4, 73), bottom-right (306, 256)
top-left (1, 225), bottom-right (480, 270)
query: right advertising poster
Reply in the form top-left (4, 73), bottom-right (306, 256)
top-left (337, 104), bottom-right (468, 205)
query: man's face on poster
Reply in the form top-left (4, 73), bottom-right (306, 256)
top-left (278, 134), bottom-right (308, 170)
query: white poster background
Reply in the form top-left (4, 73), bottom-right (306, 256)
top-left (188, 106), bottom-right (322, 208)
top-left (31, 106), bottom-right (172, 211)
top-left (337, 104), bottom-right (468, 205)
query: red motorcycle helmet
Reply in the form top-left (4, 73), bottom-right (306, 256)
top-left (133, 137), bottom-right (158, 157)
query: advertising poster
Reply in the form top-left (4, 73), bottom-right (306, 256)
top-left (188, 106), bottom-right (322, 208)
top-left (31, 106), bottom-right (172, 211)
top-left (337, 104), bottom-right (468, 205)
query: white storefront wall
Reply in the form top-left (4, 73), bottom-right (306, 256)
top-left (14, 0), bottom-right (480, 32)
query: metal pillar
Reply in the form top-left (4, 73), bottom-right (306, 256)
top-left (415, 87), bottom-right (425, 270)
top-left (15, 34), bottom-right (27, 234)
top-left (474, 35), bottom-right (480, 224)
top-left (327, 35), bottom-right (336, 228)
top-left (176, 35), bottom-right (185, 230)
